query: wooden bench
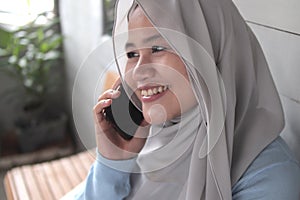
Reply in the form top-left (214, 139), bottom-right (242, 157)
top-left (4, 149), bottom-right (96, 200)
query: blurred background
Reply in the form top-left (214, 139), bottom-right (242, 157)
top-left (0, 0), bottom-right (116, 198)
top-left (0, 0), bottom-right (299, 199)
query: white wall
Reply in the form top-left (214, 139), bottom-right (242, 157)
top-left (233, 0), bottom-right (300, 161)
top-left (233, 0), bottom-right (300, 34)
top-left (59, 0), bottom-right (104, 149)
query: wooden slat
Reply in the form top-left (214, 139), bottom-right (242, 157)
top-left (11, 168), bottom-right (30, 200)
top-left (41, 162), bottom-right (64, 199)
top-left (51, 161), bottom-right (73, 194)
top-left (86, 150), bottom-right (96, 163)
top-left (21, 166), bottom-right (43, 200)
top-left (31, 163), bottom-right (54, 200)
top-left (78, 151), bottom-right (95, 172)
top-left (69, 155), bottom-right (88, 180)
top-left (58, 157), bottom-right (82, 188)
top-left (4, 172), bottom-right (18, 200)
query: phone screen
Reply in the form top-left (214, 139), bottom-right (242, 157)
top-left (104, 84), bottom-right (144, 140)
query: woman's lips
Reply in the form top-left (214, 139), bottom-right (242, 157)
top-left (139, 85), bottom-right (168, 103)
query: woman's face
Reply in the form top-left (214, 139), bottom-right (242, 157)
top-left (125, 7), bottom-right (197, 124)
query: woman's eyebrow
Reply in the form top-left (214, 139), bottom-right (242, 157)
top-left (125, 34), bottom-right (163, 50)
top-left (143, 34), bottom-right (162, 44)
top-left (125, 42), bottom-right (135, 50)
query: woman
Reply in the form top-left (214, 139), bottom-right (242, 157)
top-left (74, 0), bottom-right (300, 199)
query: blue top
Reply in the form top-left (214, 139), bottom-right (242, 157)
top-left (63, 137), bottom-right (300, 200)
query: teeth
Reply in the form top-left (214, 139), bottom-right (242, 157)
top-left (147, 89), bottom-right (153, 96)
top-left (158, 86), bottom-right (163, 93)
top-left (141, 85), bottom-right (168, 97)
top-left (141, 90), bottom-right (147, 96)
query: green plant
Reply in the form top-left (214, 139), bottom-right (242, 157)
top-left (0, 12), bottom-right (63, 111)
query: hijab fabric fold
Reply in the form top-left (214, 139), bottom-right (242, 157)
top-left (112, 0), bottom-right (284, 199)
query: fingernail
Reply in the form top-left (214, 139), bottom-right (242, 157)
top-left (112, 90), bottom-right (121, 96)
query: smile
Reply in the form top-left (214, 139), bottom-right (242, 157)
top-left (139, 85), bottom-right (169, 103)
top-left (140, 85), bottom-right (168, 97)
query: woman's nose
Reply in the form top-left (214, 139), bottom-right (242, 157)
top-left (132, 53), bottom-right (155, 82)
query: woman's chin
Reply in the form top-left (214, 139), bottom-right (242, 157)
top-left (143, 104), bottom-right (168, 125)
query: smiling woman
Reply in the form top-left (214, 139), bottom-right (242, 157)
top-left (70, 0), bottom-right (300, 199)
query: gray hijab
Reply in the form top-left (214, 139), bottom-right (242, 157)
top-left (112, 0), bottom-right (284, 199)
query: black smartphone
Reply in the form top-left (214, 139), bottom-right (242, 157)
top-left (104, 84), bottom-right (144, 140)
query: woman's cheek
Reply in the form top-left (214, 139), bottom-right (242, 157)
top-left (124, 71), bottom-right (137, 91)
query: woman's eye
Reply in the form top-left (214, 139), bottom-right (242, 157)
top-left (127, 51), bottom-right (139, 59)
top-left (152, 46), bottom-right (166, 53)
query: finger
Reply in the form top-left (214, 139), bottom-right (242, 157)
top-left (93, 100), bottom-right (110, 125)
top-left (97, 76), bottom-right (121, 101)
top-left (112, 77), bottom-right (121, 89)
top-left (93, 99), bottom-right (112, 116)
top-left (97, 89), bottom-right (120, 101)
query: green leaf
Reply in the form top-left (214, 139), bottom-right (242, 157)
top-left (37, 28), bottom-right (44, 43)
top-left (40, 42), bottom-right (49, 53)
top-left (0, 27), bottom-right (13, 48)
top-left (49, 35), bottom-right (63, 49)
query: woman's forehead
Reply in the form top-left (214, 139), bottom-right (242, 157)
top-left (128, 5), bottom-right (156, 31)
top-left (127, 6), bottom-right (168, 47)
top-left (125, 28), bottom-right (169, 49)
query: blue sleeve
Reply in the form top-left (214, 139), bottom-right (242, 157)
top-left (74, 150), bottom-right (136, 200)
top-left (232, 137), bottom-right (300, 200)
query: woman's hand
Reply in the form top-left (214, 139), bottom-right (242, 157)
top-left (93, 78), bottom-right (149, 160)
